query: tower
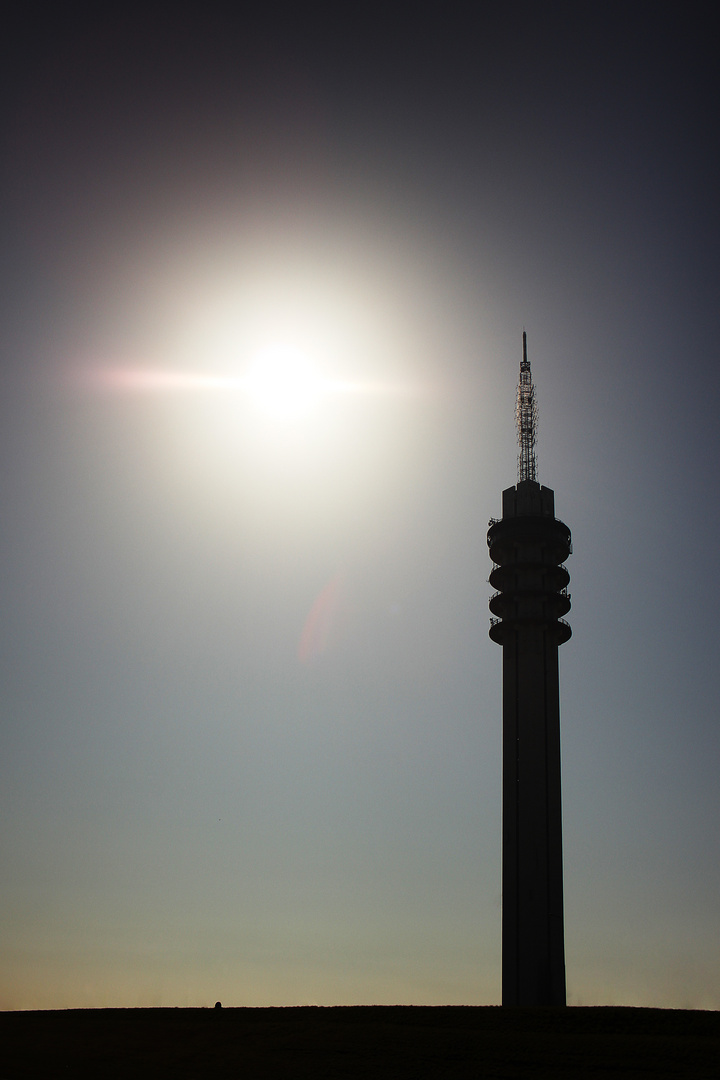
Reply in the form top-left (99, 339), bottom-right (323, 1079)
top-left (487, 333), bottom-right (571, 1007)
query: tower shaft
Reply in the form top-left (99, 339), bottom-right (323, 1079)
top-left (500, 575), bottom-right (566, 1005)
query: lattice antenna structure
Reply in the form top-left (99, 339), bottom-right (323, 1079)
top-left (516, 330), bottom-right (538, 483)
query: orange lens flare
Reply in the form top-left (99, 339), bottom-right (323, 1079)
top-left (298, 573), bottom-right (344, 663)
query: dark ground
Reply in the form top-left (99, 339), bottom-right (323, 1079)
top-left (1, 1005), bottom-right (719, 1078)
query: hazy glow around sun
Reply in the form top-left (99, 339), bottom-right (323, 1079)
top-left (80, 246), bottom-right (428, 457)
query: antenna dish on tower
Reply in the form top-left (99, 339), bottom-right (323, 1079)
top-left (516, 330), bottom-right (538, 483)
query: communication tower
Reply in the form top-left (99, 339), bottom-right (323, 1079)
top-left (487, 333), bottom-right (572, 1006)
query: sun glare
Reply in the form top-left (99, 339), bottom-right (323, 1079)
top-left (244, 344), bottom-right (324, 417)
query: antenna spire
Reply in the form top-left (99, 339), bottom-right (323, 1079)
top-left (517, 330), bottom-right (538, 483)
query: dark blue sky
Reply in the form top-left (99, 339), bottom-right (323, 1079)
top-left (1, 3), bottom-right (718, 1008)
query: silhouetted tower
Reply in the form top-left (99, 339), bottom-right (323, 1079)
top-left (487, 332), bottom-right (571, 1007)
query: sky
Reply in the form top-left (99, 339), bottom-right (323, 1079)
top-left (1, 2), bottom-right (718, 1010)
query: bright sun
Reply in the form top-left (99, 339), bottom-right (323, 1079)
top-left (244, 344), bottom-right (324, 417)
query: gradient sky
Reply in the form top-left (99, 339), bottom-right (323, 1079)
top-left (1, 3), bottom-right (718, 1010)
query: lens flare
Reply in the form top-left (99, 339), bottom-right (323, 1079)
top-left (298, 573), bottom-right (344, 663)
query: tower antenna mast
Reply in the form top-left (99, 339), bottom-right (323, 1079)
top-left (517, 330), bottom-right (537, 483)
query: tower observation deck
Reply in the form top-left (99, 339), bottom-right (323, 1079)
top-left (487, 333), bottom-right (572, 1007)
